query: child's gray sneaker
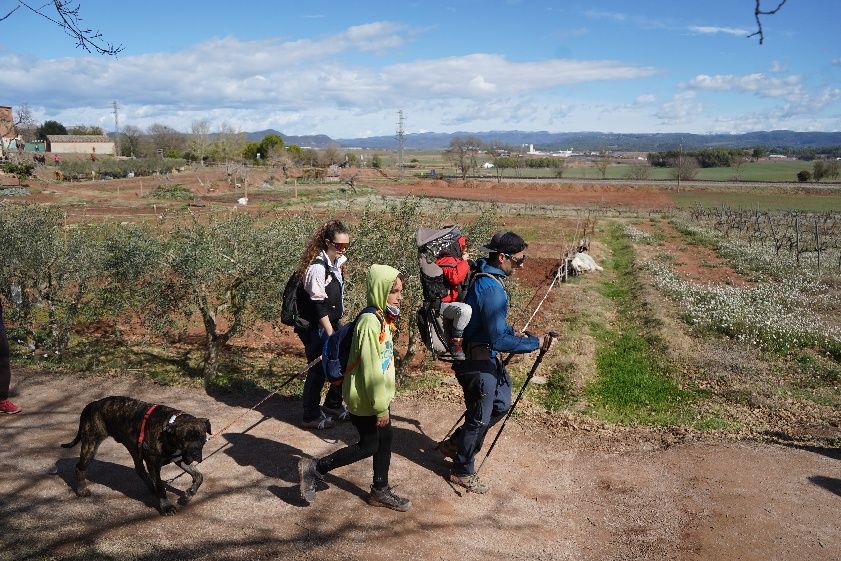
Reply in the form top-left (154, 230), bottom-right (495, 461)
top-left (366, 485), bottom-right (412, 512)
top-left (298, 457), bottom-right (322, 505)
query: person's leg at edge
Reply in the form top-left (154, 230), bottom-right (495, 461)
top-left (0, 301), bottom-right (20, 414)
top-left (299, 327), bottom-right (328, 423)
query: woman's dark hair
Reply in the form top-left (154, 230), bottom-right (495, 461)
top-left (298, 219), bottom-right (349, 273)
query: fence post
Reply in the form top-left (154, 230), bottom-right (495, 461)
top-left (814, 219), bottom-right (820, 272)
top-left (795, 215), bottom-right (800, 265)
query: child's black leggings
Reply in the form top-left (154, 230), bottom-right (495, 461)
top-left (316, 412), bottom-right (393, 489)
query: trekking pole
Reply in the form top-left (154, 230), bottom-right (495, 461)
top-left (476, 331), bottom-right (557, 474)
top-left (436, 411), bottom-right (466, 446)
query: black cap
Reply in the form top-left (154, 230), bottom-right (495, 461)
top-left (480, 231), bottom-right (527, 254)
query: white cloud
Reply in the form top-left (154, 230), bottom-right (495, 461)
top-left (685, 73), bottom-right (804, 102)
top-left (684, 72), bottom-right (841, 117)
top-left (770, 60), bottom-right (787, 72)
top-left (655, 91), bottom-right (703, 125)
top-left (0, 25), bottom-right (656, 136)
top-left (634, 94), bottom-right (656, 104)
top-left (688, 26), bottom-right (748, 36)
top-left (1, 20), bottom-right (659, 137)
top-left (780, 87), bottom-right (841, 117)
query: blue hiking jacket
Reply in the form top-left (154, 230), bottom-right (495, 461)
top-left (462, 259), bottom-right (540, 358)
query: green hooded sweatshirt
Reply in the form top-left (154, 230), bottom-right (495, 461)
top-left (342, 264), bottom-right (400, 417)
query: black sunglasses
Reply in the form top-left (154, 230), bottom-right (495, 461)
top-left (503, 253), bottom-right (528, 266)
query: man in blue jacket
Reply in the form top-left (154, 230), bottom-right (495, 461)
top-left (441, 231), bottom-right (552, 493)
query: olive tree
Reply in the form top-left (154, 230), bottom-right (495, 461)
top-left (142, 211), bottom-right (314, 382)
top-left (0, 204), bottom-right (109, 354)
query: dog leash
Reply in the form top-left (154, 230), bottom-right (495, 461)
top-left (207, 355), bottom-right (322, 442)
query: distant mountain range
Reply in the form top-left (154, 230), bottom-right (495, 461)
top-left (246, 129), bottom-right (841, 151)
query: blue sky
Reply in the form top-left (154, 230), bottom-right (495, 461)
top-left (2, 0), bottom-right (840, 138)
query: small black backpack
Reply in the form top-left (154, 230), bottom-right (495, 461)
top-left (280, 257), bottom-right (327, 329)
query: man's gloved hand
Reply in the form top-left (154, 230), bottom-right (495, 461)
top-left (541, 333), bottom-right (556, 352)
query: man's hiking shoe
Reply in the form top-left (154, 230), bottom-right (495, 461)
top-left (449, 472), bottom-right (489, 494)
top-left (302, 411), bottom-right (335, 430)
top-left (322, 404), bottom-right (351, 422)
top-left (298, 457), bottom-right (322, 505)
top-left (367, 485), bottom-right (412, 512)
top-left (437, 438), bottom-right (458, 460)
top-left (0, 400), bottom-right (20, 415)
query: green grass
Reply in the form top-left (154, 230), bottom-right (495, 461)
top-left (402, 152), bottom-right (816, 183)
top-left (584, 223), bottom-right (697, 426)
top-left (585, 325), bottom-right (691, 425)
top-left (541, 363), bottom-right (577, 411)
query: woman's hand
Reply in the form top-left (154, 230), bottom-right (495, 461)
top-left (376, 412), bottom-right (390, 427)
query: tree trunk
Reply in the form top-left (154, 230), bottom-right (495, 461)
top-left (202, 336), bottom-right (220, 383)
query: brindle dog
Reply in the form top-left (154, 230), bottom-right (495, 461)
top-left (62, 396), bottom-right (212, 515)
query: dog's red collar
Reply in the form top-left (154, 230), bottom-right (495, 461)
top-left (138, 404), bottom-right (158, 447)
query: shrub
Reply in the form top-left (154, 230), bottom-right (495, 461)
top-left (0, 204), bottom-right (110, 354)
top-left (797, 170), bottom-right (812, 183)
top-left (58, 157), bottom-right (187, 180)
top-left (0, 162), bottom-right (35, 183)
top-left (145, 183), bottom-right (193, 200)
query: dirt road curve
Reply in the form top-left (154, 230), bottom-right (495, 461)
top-left (1, 370), bottom-right (839, 561)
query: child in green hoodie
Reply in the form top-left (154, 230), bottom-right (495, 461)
top-left (298, 264), bottom-right (411, 512)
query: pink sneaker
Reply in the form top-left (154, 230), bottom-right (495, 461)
top-left (0, 399), bottom-right (21, 414)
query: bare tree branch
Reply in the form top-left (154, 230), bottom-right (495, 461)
top-left (0, 5), bottom-right (22, 22)
top-left (747, 0), bottom-right (788, 45)
top-left (10, 1), bottom-right (124, 55)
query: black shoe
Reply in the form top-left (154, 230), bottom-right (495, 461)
top-left (367, 485), bottom-right (412, 512)
top-left (298, 457), bottom-right (322, 505)
top-left (301, 411), bottom-right (336, 430)
top-left (322, 404), bottom-right (351, 422)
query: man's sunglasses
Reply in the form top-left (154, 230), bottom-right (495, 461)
top-left (503, 253), bottom-right (528, 266)
top-left (327, 240), bottom-right (349, 250)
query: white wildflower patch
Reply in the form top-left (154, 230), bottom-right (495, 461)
top-left (646, 260), bottom-right (841, 358)
top-left (623, 224), bottom-right (659, 244)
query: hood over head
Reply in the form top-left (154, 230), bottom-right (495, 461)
top-left (366, 264), bottom-right (401, 311)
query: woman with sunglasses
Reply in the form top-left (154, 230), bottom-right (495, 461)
top-left (295, 220), bottom-right (351, 429)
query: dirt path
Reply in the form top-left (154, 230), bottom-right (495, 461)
top-left (1, 369), bottom-right (839, 561)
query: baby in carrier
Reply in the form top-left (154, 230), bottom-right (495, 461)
top-left (435, 235), bottom-right (473, 361)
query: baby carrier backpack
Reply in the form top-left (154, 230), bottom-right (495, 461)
top-left (415, 225), bottom-right (464, 361)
